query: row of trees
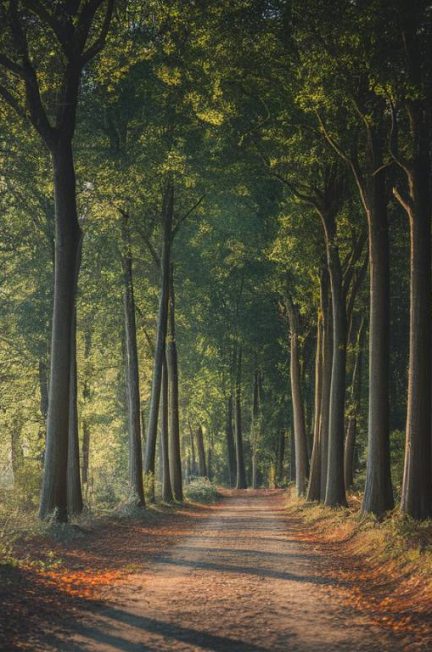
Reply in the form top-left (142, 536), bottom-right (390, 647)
top-left (1, 0), bottom-right (431, 523)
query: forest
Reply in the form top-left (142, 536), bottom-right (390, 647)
top-left (1, 1), bottom-right (432, 651)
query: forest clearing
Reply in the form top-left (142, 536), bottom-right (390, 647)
top-left (1, 0), bottom-right (432, 650)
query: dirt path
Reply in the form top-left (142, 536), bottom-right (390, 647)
top-left (37, 490), bottom-right (414, 652)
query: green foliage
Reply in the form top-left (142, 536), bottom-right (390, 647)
top-left (184, 478), bottom-right (219, 504)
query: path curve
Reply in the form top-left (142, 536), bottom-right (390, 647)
top-left (56, 491), bottom-right (404, 651)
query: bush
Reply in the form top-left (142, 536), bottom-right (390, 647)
top-left (184, 477), bottom-right (218, 504)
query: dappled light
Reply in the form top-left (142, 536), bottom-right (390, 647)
top-left (1, 1), bottom-right (432, 650)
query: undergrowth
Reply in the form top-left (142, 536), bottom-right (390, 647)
top-left (184, 477), bottom-right (219, 503)
top-left (286, 486), bottom-right (432, 577)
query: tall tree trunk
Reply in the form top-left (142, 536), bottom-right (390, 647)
top-left (67, 305), bottom-right (83, 516)
top-left (398, 108), bottom-right (432, 519)
top-left (320, 216), bottom-right (347, 508)
top-left (276, 429), bottom-right (286, 486)
top-left (81, 332), bottom-right (92, 487)
top-left (190, 422), bottom-right (197, 476)
top-left (251, 368), bottom-right (260, 489)
top-left (196, 425), bottom-right (207, 477)
top-left (307, 302), bottom-right (323, 501)
top-left (289, 422), bottom-right (296, 483)
top-left (319, 275), bottom-right (332, 499)
top-left (39, 141), bottom-right (81, 522)
top-left (144, 182), bottom-right (173, 499)
top-left (362, 163), bottom-right (394, 515)
top-left (235, 346), bottom-right (247, 488)
top-left (344, 317), bottom-right (365, 490)
top-left (167, 269), bottom-right (183, 501)
top-left (226, 394), bottom-right (236, 487)
top-left (11, 415), bottom-right (24, 484)
top-left (161, 352), bottom-right (173, 503)
top-left (121, 212), bottom-right (145, 507)
top-left (285, 295), bottom-right (309, 496)
top-left (38, 358), bottom-right (49, 446)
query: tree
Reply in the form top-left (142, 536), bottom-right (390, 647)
top-left (0, 0), bottom-right (114, 521)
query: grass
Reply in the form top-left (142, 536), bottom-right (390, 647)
top-left (285, 485), bottom-right (432, 589)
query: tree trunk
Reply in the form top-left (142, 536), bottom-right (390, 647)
top-left (167, 269), bottom-right (183, 502)
top-left (39, 141), bottom-right (81, 522)
top-left (144, 182), bottom-right (173, 499)
top-left (307, 303), bottom-right (323, 501)
top-left (362, 165), bottom-right (394, 515)
top-left (11, 415), bottom-right (24, 484)
top-left (196, 425), bottom-right (207, 477)
top-left (38, 358), bottom-right (49, 443)
top-left (322, 223), bottom-right (347, 507)
top-left (161, 352), bottom-right (174, 503)
top-left (190, 423), bottom-right (197, 476)
top-left (399, 109), bottom-right (432, 519)
top-left (67, 306), bottom-right (83, 516)
top-left (251, 368), bottom-right (260, 489)
top-left (226, 395), bottom-right (236, 487)
top-left (318, 274), bottom-right (332, 499)
top-left (289, 423), bottom-right (296, 483)
top-left (81, 332), bottom-right (92, 487)
top-left (285, 295), bottom-right (309, 496)
top-left (235, 346), bottom-right (247, 488)
top-left (121, 212), bottom-right (145, 507)
top-left (276, 429), bottom-right (286, 486)
top-left (344, 317), bottom-right (365, 490)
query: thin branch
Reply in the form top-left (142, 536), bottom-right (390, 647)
top-left (393, 185), bottom-right (414, 217)
top-left (388, 99), bottom-right (412, 178)
top-left (0, 53), bottom-right (28, 78)
top-left (172, 194), bottom-right (205, 239)
top-left (0, 83), bottom-right (26, 119)
top-left (134, 222), bottom-right (161, 267)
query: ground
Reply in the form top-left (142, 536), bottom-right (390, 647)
top-left (1, 490), bottom-right (431, 651)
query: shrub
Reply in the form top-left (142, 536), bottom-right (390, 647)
top-left (184, 477), bottom-right (218, 504)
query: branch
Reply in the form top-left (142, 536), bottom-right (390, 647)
top-left (172, 194), bottom-right (205, 239)
top-left (0, 83), bottom-right (26, 120)
top-left (8, 3), bottom-right (55, 145)
top-left (21, 0), bottom-right (74, 57)
top-left (393, 185), bottom-right (414, 217)
top-left (0, 53), bottom-right (28, 78)
top-left (135, 222), bottom-right (161, 267)
top-left (81, 0), bottom-right (115, 64)
top-left (388, 99), bottom-right (412, 178)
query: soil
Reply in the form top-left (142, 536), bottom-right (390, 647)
top-left (1, 489), bottom-right (431, 651)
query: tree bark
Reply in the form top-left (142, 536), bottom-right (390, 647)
top-left (196, 425), bottom-right (207, 477)
top-left (144, 182), bottom-right (173, 499)
top-left (362, 162), bottom-right (394, 515)
top-left (11, 415), bottom-right (24, 484)
top-left (226, 394), bottom-right (236, 487)
top-left (398, 107), bottom-right (432, 519)
top-left (81, 331), bottom-right (92, 487)
top-left (319, 274), bottom-right (332, 499)
top-left (121, 211), bottom-right (145, 507)
top-left (67, 305), bottom-right (83, 516)
top-left (344, 317), bottom-right (365, 490)
top-left (161, 352), bottom-right (173, 503)
top-left (285, 295), bottom-right (309, 496)
top-left (234, 346), bottom-right (247, 488)
top-left (307, 301), bottom-right (323, 501)
top-left (39, 141), bottom-right (82, 522)
top-left (251, 368), bottom-right (260, 489)
top-left (276, 429), bottom-right (286, 486)
top-left (323, 232), bottom-right (348, 507)
top-left (167, 269), bottom-right (183, 502)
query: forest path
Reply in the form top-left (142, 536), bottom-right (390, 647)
top-left (49, 490), bottom-right (406, 652)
